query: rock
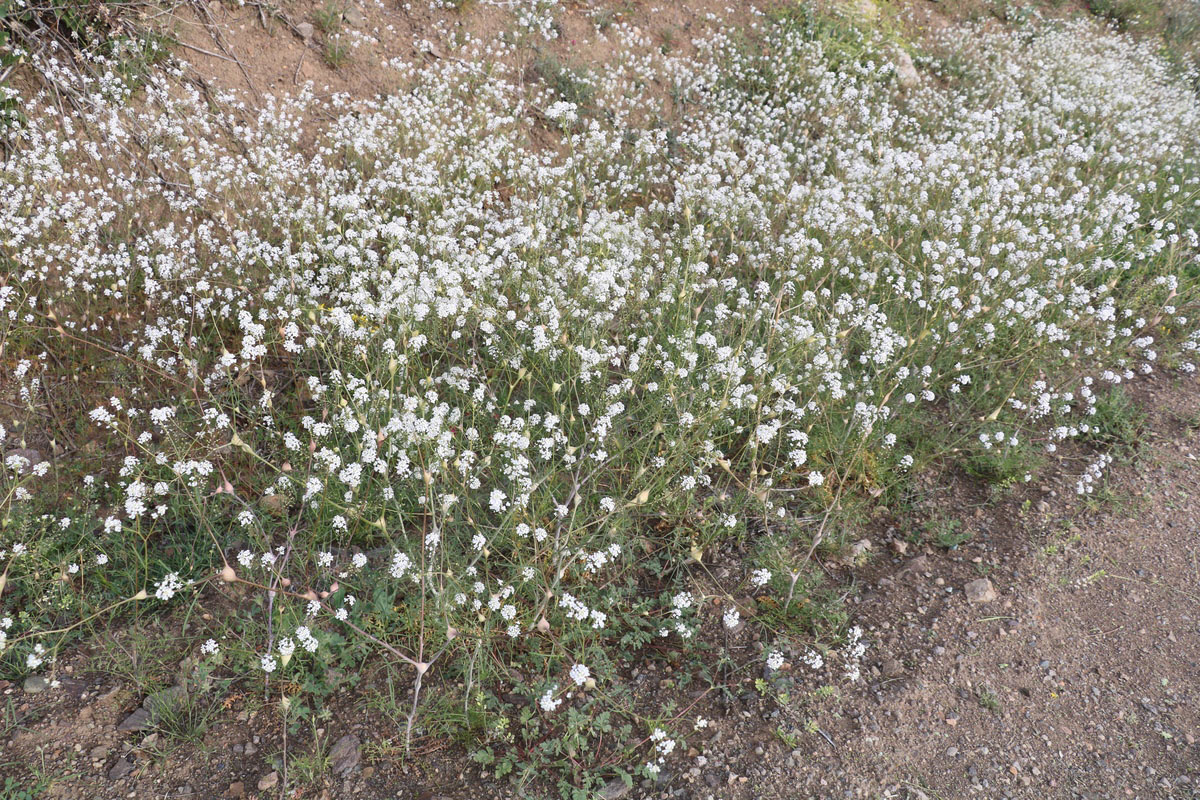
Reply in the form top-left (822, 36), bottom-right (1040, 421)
top-left (107, 757), bottom-right (135, 780)
top-left (896, 555), bottom-right (930, 578)
top-left (261, 493), bottom-right (290, 516)
top-left (119, 685), bottom-right (187, 732)
top-left (89, 745), bottom-right (109, 761)
top-left (342, 6), bottom-right (365, 26)
top-left (257, 772), bottom-right (279, 792)
top-left (890, 539), bottom-right (909, 556)
top-left (243, 741), bottom-right (258, 756)
top-left (881, 658), bottom-right (904, 678)
top-left (893, 48), bottom-right (919, 88)
top-left (226, 782), bottom-right (245, 799)
top-left (96, 685), bottom-right (124, 710)
top-left (144, 685), bottom-right (187, 718)
top-left (296, 21), bottom-right (314, 42)
top-left (5, 448), bottom-right (44, 474)
top-left (845, 538), bottom-right (873, 565)
top-left (117, 708), bottom-right (151, 732)
top-left (964, 578), bottom-right (998, 604)
top-left (598, 777), bottom-right (633, 799)
top-left (329, 733), bottom-right (361, 775)
top-left (734, 596), bottom-right (758, 618)
top-left (23, 675), bottom-right (49, 694)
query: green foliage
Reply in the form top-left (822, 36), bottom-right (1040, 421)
top-left (1080, 387), bottom-right (1146, 451)
top-left (927, 517), bottom-right (972, 550)
top-left (313, 1), bottom-right (344, 34)
top-left (0, 777), bottom-right (44, 800)
top-left (963, 438), bottom-right (1041, 489)
top-left (531, 52), bottom-right (596, 109)
top-left (1088, 0), bottom-right (1162, 28)
top-left (977, 687), bottom-right (1001, 712)
top-left (324, 38), bottom-right (349, 68)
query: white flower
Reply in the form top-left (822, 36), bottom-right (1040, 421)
top-left (390, 551), bottom-right (412, 578)
top-left (201, 639), bottom-right (220, 655)
top-left (539, 685), bottom-right (562, 712)
top-left (722, 607), bottom-right (741, 629)
top-left (26, 644), bottom-right (46, 670)
top-left (297, 627), bottom-right (319, 653)
top-left (766, 650), bottom-right (785, 670)
top-left (154, 572), bottom-right (184, 601)
top-left (569, 663), bottom-right (590, 686)
top-left (545, 100), bottom-right (578, 123)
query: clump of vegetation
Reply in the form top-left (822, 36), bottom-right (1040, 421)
top-left (1089, 0), bottom-right (1163, 29)
top-left (324, 35), bottom-right (349, 67)
top-left (0, 4), bottom-right (1198, 796)
top-left (531, 51), bottom-right (596, 109)
top-left (312, 0), bottom-right (343, 34)
top-left (1079, 386), bottom-right (1147, 451)
top-left (927, 517), bottom-right (972, 549)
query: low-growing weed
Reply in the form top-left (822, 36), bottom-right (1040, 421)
top-left (324, 36), bottom-right (350, 68)
top-left (928, 517), bottom-right (972, 550)
top-left (313, 1), bottom-right (344, 33)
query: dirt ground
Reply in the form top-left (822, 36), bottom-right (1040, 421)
top-left (3, 1), bottom-right (1199, 798)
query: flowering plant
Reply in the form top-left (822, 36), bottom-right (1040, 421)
top-left (0, 3), bottom-right (1197, 792)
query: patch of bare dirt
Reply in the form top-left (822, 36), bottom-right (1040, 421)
top-left (153, 0), bottom-right (760, 106)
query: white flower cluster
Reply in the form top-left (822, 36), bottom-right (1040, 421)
top-left (644, 728), bottom-right (676, 777)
